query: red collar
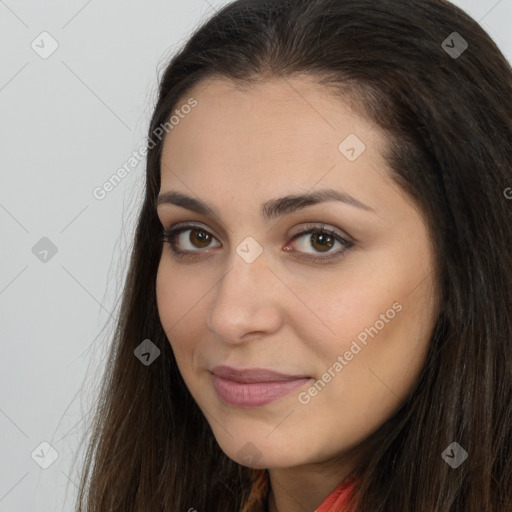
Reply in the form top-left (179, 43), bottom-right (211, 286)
top-left (240, 469), bottom-right (359, 512)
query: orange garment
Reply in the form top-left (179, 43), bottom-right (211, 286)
top-left (240, 469), bottom-right (359, 512)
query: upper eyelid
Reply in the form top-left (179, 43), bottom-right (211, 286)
top-left (165, 221), bottom-right (222, 241)
top-left (164, 222), bottom-right (352, 245)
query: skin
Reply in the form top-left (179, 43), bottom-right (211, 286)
top-left (155, 76), bottom-right (439, 512)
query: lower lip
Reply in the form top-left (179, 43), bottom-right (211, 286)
top-left (212, 375), bottom-right (312, 407)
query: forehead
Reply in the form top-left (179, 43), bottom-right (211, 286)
top-left (159, 76), bottom-right (390, 208)
top-left (165, 76), bottom-right (375, 145)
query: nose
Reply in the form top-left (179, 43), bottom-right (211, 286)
top-left (206, 249), bottom-right (284, 344)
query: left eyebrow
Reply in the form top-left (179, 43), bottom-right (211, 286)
top-left (156, 188), bottom-right (376, 221)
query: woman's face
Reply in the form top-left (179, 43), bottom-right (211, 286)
top-left (156, 76), bottom-right (439, 470)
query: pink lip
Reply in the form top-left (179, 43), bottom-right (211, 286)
top-left (211, 365), bottom-right (312, 407)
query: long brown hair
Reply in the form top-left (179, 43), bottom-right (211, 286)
top-left (75, 0), bottom-right (512, 510)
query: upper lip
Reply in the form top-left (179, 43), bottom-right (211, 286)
top-left (211, 365), bottom-right (309, 383)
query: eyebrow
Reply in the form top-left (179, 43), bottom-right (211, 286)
top-left (156, 188), bottom-right (375, 221)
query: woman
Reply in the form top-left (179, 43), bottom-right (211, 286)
top-left (75, 0), bottom-right (512, 510)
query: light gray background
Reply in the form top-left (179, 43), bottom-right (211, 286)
top-left (0, 1), bottom-right (511, 510)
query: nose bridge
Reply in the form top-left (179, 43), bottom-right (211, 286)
top-left (207, 247), bottom-right (282, 340)
top-left (215, 248), bottom-right (271, 311)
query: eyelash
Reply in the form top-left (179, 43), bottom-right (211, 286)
top-left (160, 222), bottom-right (354, 263)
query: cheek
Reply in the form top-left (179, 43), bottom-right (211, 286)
top-left (290, 267), bottom-right (402, 367)
top-left (309, 245), bottom-right (436, 357)
top-left (304, 271), bottom-right (435, 422)
top-left (155, 260), bottom-right (204, 366)
top-left (296, 252), bottom-right (436, 397)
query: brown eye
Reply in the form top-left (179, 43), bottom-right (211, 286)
top-left (189, 229), bottom-right (213, 248)
top-left (288, 225), bottom-right (353, 262)
top-left (161, 225), bottom-right (221, 255)
top-left (162, 223), bottom-right (353, 263)
top-left (309, 232), bottom-right (335, 253)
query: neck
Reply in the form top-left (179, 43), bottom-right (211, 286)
top-left (264, 462), bottom-right (356, 512)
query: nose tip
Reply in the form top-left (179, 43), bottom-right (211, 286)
top-left (206, 255), bottom-right (283, 344)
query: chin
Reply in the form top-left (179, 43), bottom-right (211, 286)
top-left (214, 434), bottom-right (309, 469)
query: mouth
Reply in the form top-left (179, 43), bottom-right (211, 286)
top-left (210, 365), bottom-right (313, 407)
